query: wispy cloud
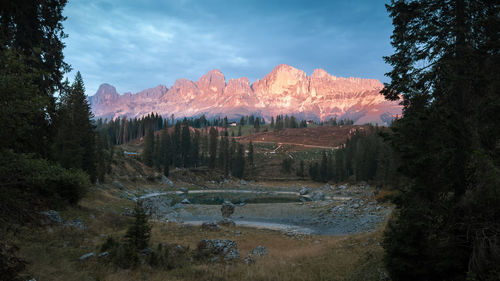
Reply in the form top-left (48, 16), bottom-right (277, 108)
top-left (63, 0), bottom-right (393, 95)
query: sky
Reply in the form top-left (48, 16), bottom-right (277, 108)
top-left (63, 0), bottom-right (394, 96)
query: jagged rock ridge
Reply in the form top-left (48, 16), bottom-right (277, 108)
top-left (89, 64), bottom-right (401, 125)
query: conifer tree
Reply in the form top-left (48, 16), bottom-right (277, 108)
top-left (208, 127), bottom-right (218, 169)
top-left (181, 120), bottom-right (191, 167)
top-left (52, 72), bottom-right (96, 181)
top-left (142, 128), bottom-right (154, 167)
top-left (381, 1), bottom-right (500, 280)
top-left (125, 201), bottom-right (151, 250)
top-left (247, 141), bottom-right (254, 167)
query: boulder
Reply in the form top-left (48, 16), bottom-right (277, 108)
top-left (79, 252), bottom-right (95, 261)
top-left (112, 181), bottom-right (124, 190)
top-left (299, 186), bottom-right (309, 195)
top-left (221, 201), bottom-right (235, 218)
top-left (251, 245), bottom-right (268, 257)
top-left (244, 255), bottom-right (255, 264)
top-left (67, 218), bottom-right (86, 230)
top-left (41, 210), bottom-right (63, 225)
top-left (197, 239), bottom-right (240, 262)
top-left (142, 197), bottom-right (172, 219)
top-left (201, 221), bottom-right (221, 231)
top-left (162, 175), bottom-right (174, 188)
top-left (352, 203), bottom-right (360, 209)
top-left (98, 251), bottom-right (110, 258)
top-left (311, 192), bottom-right (325, 201)
top-left (179, 187), bottom-right (189, 193)
top-left (181, 198), bottom-right (191, 204)
top-left (218, 218), bottom-right (236, 227)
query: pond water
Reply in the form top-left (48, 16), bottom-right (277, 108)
top-left (140, 190), bottom-right (312, 205)
top-left (170, 192), bottom-right (310, 205)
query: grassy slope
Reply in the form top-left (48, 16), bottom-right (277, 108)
top-left (9, 126), bottom-right (390, 281)
top-left (11, 187), bottom-right (388, 281)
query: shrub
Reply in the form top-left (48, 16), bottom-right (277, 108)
top-left (0, 149), bottom-right (89, 206)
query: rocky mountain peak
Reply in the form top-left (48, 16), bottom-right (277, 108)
top-left (90, 65), bottom-right (401, 125)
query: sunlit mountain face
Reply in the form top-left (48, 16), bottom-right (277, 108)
top-left (90, 64), bottom-right (401, 125)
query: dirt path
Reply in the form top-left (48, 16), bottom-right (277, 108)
top-left (249, 140), bottom-right (338, 150)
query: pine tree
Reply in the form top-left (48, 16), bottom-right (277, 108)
top-left (247, 141), bottom-right (254, 167)
top-left (142, 128), bottom-right (154, 167)
top-left (296, 160), bottom-right (305, 178)
top-left (181, 120), bottom-right (191, 167)
top-left (52, 72), bottom-right (96, 181)
top-left (208, 127), bottom-right (218, 169)
top-left (381, 1), bottom-right (500, 280)
top-left (125, 201), bottom-right (151, 250)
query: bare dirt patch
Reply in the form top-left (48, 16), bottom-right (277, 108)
top-left (238, 125), bottom-right (369, 148)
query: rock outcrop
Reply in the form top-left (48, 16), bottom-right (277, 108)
top-left (89, 64), bottom-right (401, 125)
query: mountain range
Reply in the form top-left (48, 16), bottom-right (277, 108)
top-left (89, 64), bottom-right (401, 125)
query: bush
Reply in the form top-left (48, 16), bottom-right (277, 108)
top-left (0, 149), bottom-right (89, 206)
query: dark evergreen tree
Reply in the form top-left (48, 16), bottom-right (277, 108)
top-left (381, 1), bottom-right (500, 280)
top-left (181, 120), bottom-right (191, 167)
top-left (232, 143), bottom-right (245, 178)
top-left (296, 160), bottom-right (305, 178)
top-left (208, 127), bottom-right (218, 169)
top-left (52, 72), bottom-right (96, 182)
top-left (142, 128), bottom-right (154, 167)
top-left (125, 201), bottom-right (151, 251)
top-left (247, 141), bottom-right (254, 167)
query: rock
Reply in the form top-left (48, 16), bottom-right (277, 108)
top-left (172, 203), bottom-right (184, 209)
top-left (218, 218), bottom-right (236, 227)
top-left (181, 198), bottom-right (191, 204)
top-left (67, 218), bottom-right (86, 230)
top-left (197, 239), bottom-right (240, 262)
top-left (221, 201), bottom-right (235, 218)
top-left (299, 186), bottom-right (309, 195)
top-left (142, 197), bottom-right (172, 219)
top-left (120, 191), bottom-right (134, 200)
top-left (179, 187), bottom-right (188, 193)
top-left (202, 221), bottom-right (221, 231)
top-left (162, 175), bottom-right (174, 187)
top-left (98, 251), bottom-right (110, 258)
top-left (240, 180), bottom-right (247, 185)
top-left (141, 247), bottom-right (152, 255)
top-left (338, 184), bottom-right (347, 190)
top-left (376, 206), bottom-right (382, 211)
top-left (251, 245), bottom-right (268, 257)
top-left (112, 181), bottom-right (124, 190)
top-left (311, 192), bottom-right (325, 201)
top-left (79, 252), bottom-right (95, 261)
top-left (244, 255), bottom-right (255, 264)
top-left (352, 203), bottom-right (360, 209)
top-left (41, 210), bottom-right (63, 224)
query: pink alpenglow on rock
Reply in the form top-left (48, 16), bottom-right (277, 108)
top-left (89, 64), bottom-right (401, 125)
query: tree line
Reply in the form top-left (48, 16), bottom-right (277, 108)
top-left (305, 127), bottom-right (397, 186)
top-left (139, 121), bottom-right (254, 179)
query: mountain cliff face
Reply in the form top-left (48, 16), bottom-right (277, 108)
top-left (89, 64), bottom-right (401, 125)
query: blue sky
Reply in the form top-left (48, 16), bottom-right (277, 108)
top-left (63, 0), bottom-right (393, 96)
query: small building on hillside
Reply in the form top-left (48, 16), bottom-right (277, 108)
top-left (229, 121), bottom-right (237, 127)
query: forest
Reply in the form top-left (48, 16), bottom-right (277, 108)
top-left (1, 1), bottom-right (499, 281)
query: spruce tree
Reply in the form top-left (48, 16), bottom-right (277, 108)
top-left (247, 141), bottom-right (254, 167)
top-left (208, 127), bottom-right (218, 169)
top-left (142, 128), bottom-right (154, 167)
top-left (381, 1), bottom-right (500, 280)
top-left (125, 201), bottom-right (151, 250)
top-left (181, 119), bottom-right (191, 167)
top-left (52, 72), bottom-right (96, 182)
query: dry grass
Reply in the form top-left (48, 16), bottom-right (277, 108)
top-left (12, 208), bottom-right (388, 281)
